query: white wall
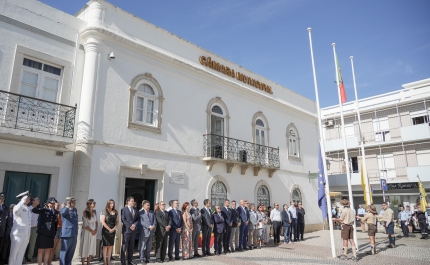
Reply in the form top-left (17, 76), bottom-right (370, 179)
top-left (0, 141), bottom-right (73, 200)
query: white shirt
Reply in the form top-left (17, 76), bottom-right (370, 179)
top-left (166, 207), bottom-right (172, 212)
top-left (288, 206), bottom-right (297, 218)
top-left (270, 208), bottom-right (281, 221)
top-left (28, 205), bottom-right (39, 227)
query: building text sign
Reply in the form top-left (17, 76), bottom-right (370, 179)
top-left (387, 182), bottom-right (419, 190)
top-left (170, 172), bottom-right (185, 185)
top-left (199, 56), bottom-right (273, 94)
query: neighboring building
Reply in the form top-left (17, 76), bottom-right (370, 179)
top-left (0, 0), bottom-right (323, 253)
top-left (321, 78), bottom-right (430, 215)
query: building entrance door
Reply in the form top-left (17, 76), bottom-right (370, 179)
top-left (3, 171), bottom-right (50, 206)
top-left (124, 178), bottom-right (156, 211)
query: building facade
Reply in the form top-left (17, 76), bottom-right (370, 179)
top-left (321, 78), bottom-right (430, 215)
top-left (0, 0), bottom-right (323, 252)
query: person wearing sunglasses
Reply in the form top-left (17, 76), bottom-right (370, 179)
top-left (155, 201), bottom-right (171, 263)
top-left (297, 202), bottom-right (306, 241)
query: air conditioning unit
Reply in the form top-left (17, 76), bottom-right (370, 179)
top-left (239, 150), bottom-right (247, 163)
top-left (325, 119), bottom-right (334, 126)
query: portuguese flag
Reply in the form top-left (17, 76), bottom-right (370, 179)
top-left (335, 53), bottom-right (347, 104)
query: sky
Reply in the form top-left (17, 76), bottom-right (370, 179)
top-left (39, 0), bottom-right (430, 107)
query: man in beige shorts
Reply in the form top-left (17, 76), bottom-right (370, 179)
top-left (333, 198), bottom-right (358, 261)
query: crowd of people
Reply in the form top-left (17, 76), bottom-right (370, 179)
top-left (0, 190), bottom-right (307, 265)
top-left (119, 198), bottom-right (306, 264)
top-left (331, 197), bottom-right (429, 261)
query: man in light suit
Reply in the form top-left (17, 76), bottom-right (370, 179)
top-left (229, 201), bottom-right (240, 252)
top-left (121, 196), bottom-right (139, 265)
top-left (236, 199), bottom-right (249, 251)
top-left (213, 206), bottom-right (225, 255)
top-left (200, 199), bottom-right (213, 256)
top-left (168, 200), bottom-right (182, 261)
top-left (221, 199), bottom-right (232, 254)
top-left (282, 204), bottom-right (292, 244)
top-left (139, 200), bottom-right (157, 264)
top-left (155, 201), bottom-right (171, 263)
top-left (9, 191), bottom-right (31, 265)
top-left (59, 196), bottom-right (78, 265)
top-left (190, 199), bottom-right (202, 257)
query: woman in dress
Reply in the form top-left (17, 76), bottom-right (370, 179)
top-left (52, 201), bottom-right (62, 262)
top-left (259, 205), bottom-right (268, 246)
top-left (81, 199), bottom-right (98, 265)
top-left (181, 202), bottom-right (193, 260)
top-left (256, 205), bottom-right (264, 249)
top-left (100, 199), bottom-right (118, 265)
top-left (32, 197), bottom-right (58, 265)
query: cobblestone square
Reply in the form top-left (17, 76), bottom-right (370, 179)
top-left (34, 228), bottom-right (430, 265)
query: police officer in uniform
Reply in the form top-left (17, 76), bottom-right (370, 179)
top-left (415, 203), bottom-right (428, 239)
top-left (9, 191), bottom-right (31, 265)
top-left (32, 197), bottom-right (59, 265)
top-left (60, 197), bottom-right (78, 265)
top-left (0, 193), bottom-right (9, 265)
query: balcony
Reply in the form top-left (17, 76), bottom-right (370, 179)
top-left (203, 134), bottom-right (280, 177)
top-left (0, 90), bottom-right (76, 147)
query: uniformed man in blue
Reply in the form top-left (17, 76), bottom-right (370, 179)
top-left (60, 197), bottom-right (78, 265)
top-left (0, 193), bottom-right (9, 265)
top-left (415, 203), bottom-right (428, 239)
top-left (398, 206), bottom-right (409, 237)
top-left (9, 191), bottom-right (31, 265)
top-left (357, 204), bottom-right (366, 233)
top-left (32, 197), bottom-right (58, 265)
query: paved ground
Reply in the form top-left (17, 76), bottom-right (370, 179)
top-left (30, 228), bottom-right (430, 265)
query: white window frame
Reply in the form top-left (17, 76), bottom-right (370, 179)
top-left (133, 84), bottom-right (158, 127)
top-left (128, 73), bottom-right (164, 134)
top-left (210, 104), bottom-right (226, 136)
top-left (19, 59), bottom-right (63, 103)
top-left (287, 123), bottom-right (300, 161)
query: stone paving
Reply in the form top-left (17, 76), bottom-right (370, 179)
top-left (29, 228), bottom-right (429, 265)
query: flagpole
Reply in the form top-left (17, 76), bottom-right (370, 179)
top-left (308, 28), bottom-right (336, 258)
top-left (350, 56), bottom-right (371, 206)
top-left (332, 43), bottom-right (358, 248)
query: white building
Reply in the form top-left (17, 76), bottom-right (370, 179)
top-left (321, 78), bottom-right (430, 215)
top-left (0, 0), bottom-right (323, 251)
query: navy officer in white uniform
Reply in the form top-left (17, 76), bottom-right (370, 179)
top-left (9, 191), bottom-right (31, 265)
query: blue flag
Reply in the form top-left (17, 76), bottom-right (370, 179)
top-left (318, 144), bottom-right (328, 220)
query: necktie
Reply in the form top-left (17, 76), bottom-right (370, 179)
top-left (130, 207), bottom-right (134, 218)
top-left (147, 211), bottom-right (150, 219)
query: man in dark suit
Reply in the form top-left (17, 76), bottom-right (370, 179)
top-left (221, 199), bottom-right (232, 254)
top-left (0, 193), bottom-right (9, 265)
top-left (236, 199), bottom-right (249, 250)
top-left (121, 196), bottom-right (139, 265)
top-left (200, 199), bottom-right (213, 256)
top-left (190, 199), bottom-right (202, 257)
top-left (213, 206), bottom-right (225, 255)
top-left (155, 201), bottom-right (171, 263)
top-left (282, 204), bottom-right (292, 244)
top-left (229, 201), bottom-right (240, 252)
top-left (168, 200), bottom-right (182, 261)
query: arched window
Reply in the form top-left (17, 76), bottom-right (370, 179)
top-left (252, 112), bottom-right (270, 146)
top-left (210, 105), bottom-right (225, 136)
top-left (135, 84), bottom-right (156, 125)
top-left (128, 73), bottom-right (164, 134)
top-left (292, 188), bottom-right (302, 204)
top-left (206, 97), bottom-right (230, 137)
top-left (287, 123), bottom-right (300, 161)
top-left (257, 185), bottom-right (270, 207)
top-left (210, 181), bottom-right (227, 211)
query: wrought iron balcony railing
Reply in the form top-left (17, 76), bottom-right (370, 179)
top-left (203, 134), bottom-right (280, 169)
top-left (0, 90), bottom-right (76, 138)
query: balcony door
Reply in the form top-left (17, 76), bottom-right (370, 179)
top-left (255, 119), bottom-right (268, 165)
top-left (210, 105), bottom-right (225, 159)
